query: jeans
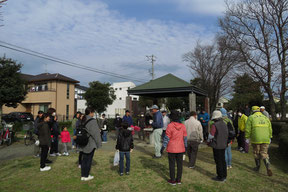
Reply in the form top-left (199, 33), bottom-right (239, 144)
top-left (153, 128), bottom-right (163, 157)
top-left (187, 141), bottom-right (200, 167)
top-left (213, 148), bottom-right (227, 179)
top-left (72, 129), bottom-right (76, 146)
top-left (161, 130), bottom-right (166, 140)
top-left (40, 145), bottom-right (49, 168)
top-left (81, 149), bottom-right (95, 177)
top-left (168, 153), bottom-right (183, 182)
top-left (225, 144), bottom-right (232, 166)
top-left (102, 131), bottom-right (108, 142)
top-left (119, 151), bottom-right (130, 173)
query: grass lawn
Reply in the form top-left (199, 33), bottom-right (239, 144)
top-left (0, 141), bottom-right (287, 192)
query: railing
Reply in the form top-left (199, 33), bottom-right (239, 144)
top-left (28, 88), bottom-right (56, 92)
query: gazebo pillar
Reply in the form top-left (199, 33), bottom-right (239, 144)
top-left (189, 92), bottom-right (196, 112)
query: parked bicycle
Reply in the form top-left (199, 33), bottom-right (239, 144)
top-left (24, 129), bottom-right (36, 146)
top-left (0, 125), bottom-right (12, 146)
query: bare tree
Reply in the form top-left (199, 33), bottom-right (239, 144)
top-left (183, 36), bottom-right (240, 112)
top-left (219, 0), bottom-right (288, 120)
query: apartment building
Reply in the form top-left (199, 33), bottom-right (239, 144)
top-left (2, 73), bottom-right (79, 121)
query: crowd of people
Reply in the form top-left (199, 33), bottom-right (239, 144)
top-left (32, 104), bottom-right (273, 184)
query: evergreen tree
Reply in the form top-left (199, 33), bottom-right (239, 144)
top-left (228, 73), bottom-right (263, 110)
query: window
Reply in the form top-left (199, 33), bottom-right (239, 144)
top-left (119, 88), bottom-right (122, 90)
top-left (39, 104), bottom-right (48, 113)
top-left (66, 105), bottom-right (69, 120)
top-left (119, 97), bottom-right (122, 100)
top-left (133, 97), bottom-right (137, 101)
top-left (115, 88), bottom-right (118, 90)
top-left (30, 83), bottom-right (48, 92)
top-left (67, 83), bottom-right (70, 99)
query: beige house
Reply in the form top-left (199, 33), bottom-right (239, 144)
top-left (2, 73), bottom-right (79, 121)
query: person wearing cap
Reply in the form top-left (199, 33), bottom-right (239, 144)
top-left (207, 110), bottom-right (228, 182)
top-left (219, 108), bottom-right (235, 169)
top-left (161, 110), bottom-right (187, 185)
top-left (100, 114), bottom-right (108, 143)
top-left (123, 110), bottom-right (133, 127)
top-left (198, 109), bottom-right (210, 141)
top-left (260, 106), bottom-right (270, 119)
top-left (238, 110), bottom-right (248, 153)
top-left (162, 110), bottom-right (170, 140)
top-left (137, 112), bottom-right (146, 141)
top-left (184, 111), bottom-right (203, 169)
top-left (114, 113), bottom-right (122, 138)
top-left (245, 106), bottom-right (273, 176)
top-left (151, 105), bottom-right (164, 158)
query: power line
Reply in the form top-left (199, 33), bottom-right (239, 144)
top-left (0, 41), bottom-right (148, 83)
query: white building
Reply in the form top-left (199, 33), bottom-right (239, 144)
top-left (105, 82), bottom-right (139, 117)
top-left (75, 85), bottom-right (88, 114)
top-left (216, 97), bottom-right (230, 109)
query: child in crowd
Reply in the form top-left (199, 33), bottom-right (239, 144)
top-left (116, 122), bottom-right (134, 176)
top-left (60, 126), bottom-right (71, 156)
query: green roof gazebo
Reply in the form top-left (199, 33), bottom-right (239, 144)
top-left (127, 73), bottom-right (209, 112)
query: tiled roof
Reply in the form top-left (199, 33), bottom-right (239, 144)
top-left (21, 73), bottom-right (79, 83)
top-left (75, 85), bottom-right (89, 91)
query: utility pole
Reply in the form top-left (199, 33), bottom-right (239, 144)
top-left (146, 55), bottom-right (156, 80)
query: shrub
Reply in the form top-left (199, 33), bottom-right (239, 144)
top-left (107, 118), bottom-right (115, 131)
top-left (278, 125), bottom-right (288, 159)
top-left (271, 121), bottom-right (286, 136)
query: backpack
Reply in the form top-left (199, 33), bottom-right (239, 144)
top-left (227, 121), bottom-right (236, 143)
top-left (75, 118), bottom-right (93, 147)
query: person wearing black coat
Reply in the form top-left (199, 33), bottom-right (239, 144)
top-left (38, 113), bottom-right (52, 171)
top-left (114, 114), bottom-right (122, 138)
top-left (116, 122), bottom-right (134, 176)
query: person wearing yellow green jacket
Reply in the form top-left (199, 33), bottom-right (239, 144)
top-left (238, 111), bottom-right (248, 153)
top-left (245, 106), bottom-right (273, 176)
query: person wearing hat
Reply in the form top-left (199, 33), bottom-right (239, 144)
top-left (260, 106), bottom-right (270, 119)
top-left (151, 105), bottom-right (164, 158)
top-left (245, 106), bottom-right (273, 176)
top-left (123, 110), bottom-right (133, 127)
top-left (161, 110), bottom-right (187, 185)
top-left (207, 110), bottom-right (228, 182)
top-left (34, 110), bottom-right (44, 157)
top-left (161, 110), bottom-right (170, 140)
top-left (219, 108), bottom-right (235, 169)
top-left (238, 109), bottom-right (249, 153)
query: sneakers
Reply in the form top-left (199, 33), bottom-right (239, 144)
top-left (167, 180), bottom-right (176, 186)
top-left (153, 155), bottom-right (161, 159)
top-left (40, 166), bottom-right (51, 172)
top-left (34, 154), bottom-right (40, 158)
top-left (188, 166), bottom-right (195, 169)
top-left (62, 152), bottom-right (69, 156)
top-left (78, 165), bottom-right (81, 169)
top-left (228, 165), bottom-right (232, 169)
top-left (120, 173), bottom-right (124, 176)
top-left (81, 175), bottom-right (94, 181)
top-left (126, 172), bottom-right (129, 175)
top-left (72, 145), bottom-right (76, 149)
top-left (50, 153), bottom-right (56, 157)
top-left (55, 153), bottom-right (62, 156)
top-left (176, 180), bottom-right (182, 185)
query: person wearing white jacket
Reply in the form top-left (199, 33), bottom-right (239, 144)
top-left (184, 111), bottom-right (203, 168)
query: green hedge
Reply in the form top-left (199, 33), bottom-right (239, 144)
top-left (279, 125), bottom-right (288, 158)
top-left (107, 118), bottom-right (115, 131)
top-left (271, 121), bottom-right (286, 136)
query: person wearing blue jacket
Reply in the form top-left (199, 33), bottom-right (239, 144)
top-left (198, 109), bottom-right (210, 141)
top-left (123, 110), bottom-right (133, 127)
top-left (151, 105), bottom-right (164, 158)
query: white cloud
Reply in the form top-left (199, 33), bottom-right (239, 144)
top-left (0, 0), bottom-right (216, 85)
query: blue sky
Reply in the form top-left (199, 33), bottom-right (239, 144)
top-left (0, 0), bottom-right (226, 86)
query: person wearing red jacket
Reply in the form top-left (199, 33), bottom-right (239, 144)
top-left (60, 126), bottom-right (71, 156)
top-left (161, 110), bottom-right (187, 186)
